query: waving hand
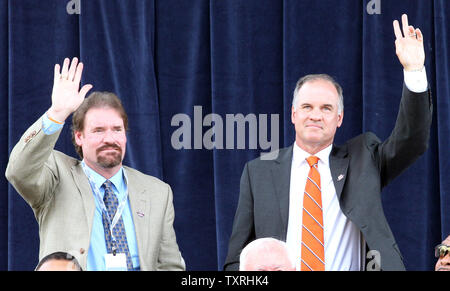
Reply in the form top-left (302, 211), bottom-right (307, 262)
top-left (48, 57), bottom-right (93, 123)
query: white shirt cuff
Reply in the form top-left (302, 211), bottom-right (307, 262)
top-left (404, 67), bottom-right (428, 93)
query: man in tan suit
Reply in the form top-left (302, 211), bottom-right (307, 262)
top-left (5, 57), bottom-right (185, 271)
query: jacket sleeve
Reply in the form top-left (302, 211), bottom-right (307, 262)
top-left (223, 162), bottom-right (255, 271)
top-left (156, 184), bottom-right (186, 271)
top-left (5, 115), bottom-right (62, 210)
top-left (373, 84), bottom-right (433, 188)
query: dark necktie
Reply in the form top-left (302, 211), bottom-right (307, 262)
top-left (102, 180), bottom-right (133, 271)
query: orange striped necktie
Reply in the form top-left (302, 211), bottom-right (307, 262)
top-left (301, 156), bottom-right (325, 271)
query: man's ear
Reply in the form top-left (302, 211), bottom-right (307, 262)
top-left (291, 106), bottom-right (296, 125)
top-left (74, 131), bottom-right (83, 146)
top-left (337, 111), bottom-right (344, 128)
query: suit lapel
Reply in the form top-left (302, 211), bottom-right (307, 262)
top-left (270, 144), bottom-right (348, 236)
top-left (329, 144), bottom-right (349, 200)
top-left (125, 169), bottom-right (150, 263)
top-left (72, 164), bottom-right (150, 268)
top-left (71, 163), bottom-right (96, 235)
top-left (270, 146), bottom-right (293, 238)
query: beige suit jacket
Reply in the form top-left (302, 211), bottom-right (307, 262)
top-left (5, 116), bottom-right (185, 271)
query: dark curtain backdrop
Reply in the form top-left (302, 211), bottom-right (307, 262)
top-left (1, 0), bottom-right (449, 271)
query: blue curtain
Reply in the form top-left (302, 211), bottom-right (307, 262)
top-left (1, 0), bottom-right (449, 271)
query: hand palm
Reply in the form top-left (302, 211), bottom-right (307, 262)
top-left (49, 58), bottom-right (93, 122)
top-left (51, 76), bottom-right (85, 113)
top-left (393, 14), bottom-right (425, 71)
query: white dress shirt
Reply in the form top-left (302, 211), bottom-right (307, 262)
top-left (286, 143), bottom-right (362, 271)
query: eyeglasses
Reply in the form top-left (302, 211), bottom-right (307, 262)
top-left (434, 244), bottom-right (450, 258)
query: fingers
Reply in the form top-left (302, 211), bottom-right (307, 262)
top-left (54, 64), bottom-right (61, 82)
top-left (61, 58), bottom-right (70, 79)
top-left (68, 57), bottom-right (78, 81)
top-left (407, 25), bottom-right (421, 40)
top-left (394, 14), bottom-right (422, 39)
top-left (415, 28), bottom-right (423, 42)
top-left (73, 61), bottom-right (84, 85)
top-left (393, 20), bottom-right (403, 40)
top-left (401, 14), bottom-right (410, 37)
top-left (56, 57), bottom-right (86, 82)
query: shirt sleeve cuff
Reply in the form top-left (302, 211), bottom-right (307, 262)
top-left (42, 112), bottom-right (64, 135)
top-left (404, 67), bottom-right (428, 93)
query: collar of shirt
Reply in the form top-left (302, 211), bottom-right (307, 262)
top-left (81, 162), bottom-right (126, 200)
top-left (292, 142), bottom-right (333, 168)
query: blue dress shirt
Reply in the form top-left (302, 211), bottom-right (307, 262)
top-left (83, 165), bottom-right (140, 271)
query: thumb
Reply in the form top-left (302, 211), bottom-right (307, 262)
top-left (79, 84), bottom-right (93, 99)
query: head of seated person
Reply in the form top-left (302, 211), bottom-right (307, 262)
top-left (239, 238), bottom-right (295, 271)
top-left (35, 251), bottom-right (82, 271)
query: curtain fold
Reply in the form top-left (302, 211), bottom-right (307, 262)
top-left (434, 0), bottom-right (450, 239)
top-left (155, 0), bottom-right (217, 270)
top-left (1, 0), bottom-right (448, 270)
top-left (210, 0), bottom-right (285, 268)
top-left (80, 0), bottom-right (163, 179)
top-left (0, 0), bottom-right (9, 272)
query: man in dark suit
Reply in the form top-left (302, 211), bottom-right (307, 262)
top-left (224, 14), bottom-right (432, 271)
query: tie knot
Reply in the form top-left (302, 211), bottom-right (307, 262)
top-left (103, 180), bottom-right (113, 190)
top-left (306, 156), bottom-right (319, 167)
top-left (102, 180), bottom-right (116, 202)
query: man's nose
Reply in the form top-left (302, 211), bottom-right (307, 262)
top-left (102, 130), bottom-right (116, 142)
top-left (441, 253), bottom-right (450, 265)
top-left (309, 109), bottom-right (323, 120)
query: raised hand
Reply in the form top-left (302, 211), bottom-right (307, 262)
top-left (393, 14), bottom-right (425, 72)
top-left (48, 57), bottom-right (93, 123)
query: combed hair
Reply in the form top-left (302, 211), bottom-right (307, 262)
top-left (292, 74), bottom-right (344, 114)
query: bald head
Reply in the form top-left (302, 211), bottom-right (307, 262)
top-left (239, 238), bottom-right (295, 271)
top-left (35, 252), bottom-right (82, 271)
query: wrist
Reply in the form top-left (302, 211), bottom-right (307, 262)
top-left (404, 65), bottom-right (425, 72)
top-left (47, 107), bottom-right (70, 124)
top-left (403, 67), bottom-right (428, 93)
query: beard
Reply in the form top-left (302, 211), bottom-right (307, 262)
top-left (96, 143), bottom-right (123, 168)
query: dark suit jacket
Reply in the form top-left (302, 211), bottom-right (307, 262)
top-left (224, 84), bottom-right (432, 271)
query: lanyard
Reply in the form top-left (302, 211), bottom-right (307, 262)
top-left (81, 161), bottom-right (129, 244)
